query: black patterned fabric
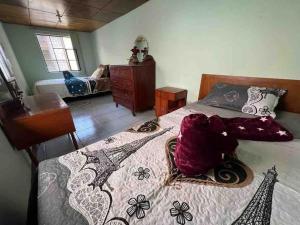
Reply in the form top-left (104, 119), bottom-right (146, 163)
top-left (232, 166), bottom-right (278, 225)
top-left (165, 137), bottom-right (253, 188)
top-left (200, 83), bottom-right (249, 112)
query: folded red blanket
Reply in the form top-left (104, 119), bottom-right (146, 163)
top-left (175, 114), bottom-right (293, 176)
top-left (222, 116), bottom-right (293, 142)
top-left (175, 114), bottom-right (238, 175)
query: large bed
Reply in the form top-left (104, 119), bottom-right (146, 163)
top-left (36, 74), bottom-right (300, 225)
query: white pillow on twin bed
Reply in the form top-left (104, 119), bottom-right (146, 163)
top-left (90, 66), bottom-right (104, 80)
top-left (241, 86), bottom-right (286, 118)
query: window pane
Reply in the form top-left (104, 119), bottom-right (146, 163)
top-left (50, 36), bottom-right (63, 48)
top-left (57, 61), bottom-right (70, 71)
top-left (42, 49), bottom-right (56, 60)
top-left (66, 49), bottom-right (76, 60)
top-left (54, 49), bottom-right (67, 60)
top-left (69, 60), bottom-right (79, 71)
top-left (63, 36), bottom-right (73, 49)
top-left (46, 60), bottom-right (59, 72)
top-left (37, 35), bottom-right (51, 50)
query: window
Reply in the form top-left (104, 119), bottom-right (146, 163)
top-left (0, 44), bottom-right (13, 80)
top-left (36, 34), bottom-right (80, 72)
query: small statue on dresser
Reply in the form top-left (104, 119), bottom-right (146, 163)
top-left (129, 46), bottom-right (140, 65)
top-left (141, 47), bottom-right (153, 62)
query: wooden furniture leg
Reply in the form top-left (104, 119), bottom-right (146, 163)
top-left (70, 132), bottom-right (79, 150)
top-left (25, 148), bottom-right (38, 167)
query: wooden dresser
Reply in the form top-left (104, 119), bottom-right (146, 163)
top-left (0, 93), bottom-right (78, 166)
top-left (110, 58), bottom-right (155, 116)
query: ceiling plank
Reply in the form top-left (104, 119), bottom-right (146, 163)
top-left (29, 0), bottom-right (72, 14)
top-left (57, 16), bottom-right (105, 32)
top-left (70, 0), bottom-right (111, 9)
top-left (64, 4), bottom-right (100, 19)
top-left (0, 4), bottom-right (30, 25)
top-left (0, 0), bottom-right (28, 8)
top-left (102, 0), bottom-right (148, 14)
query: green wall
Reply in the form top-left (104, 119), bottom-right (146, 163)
top-left (92, 0), bottom-right (300, 102)
top-left (3, 23), bottom-right (98, 93)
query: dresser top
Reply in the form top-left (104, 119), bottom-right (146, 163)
top-left (24, 93), bottom-right (68, 116)
top-left (0, 93), bottom-right (68, 120)
top-left (156, 87), bottom-right (187, 94)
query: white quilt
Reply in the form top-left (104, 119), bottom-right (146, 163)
top-left (38, 104), bottom-right (300, 225)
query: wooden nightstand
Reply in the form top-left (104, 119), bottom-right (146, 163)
top-left (155, 87), bottom-right (187, 117)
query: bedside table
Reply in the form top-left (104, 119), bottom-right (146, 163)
top-left (155, 87), bottom-right (187, 117)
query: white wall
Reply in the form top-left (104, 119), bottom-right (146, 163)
top-left (92, 0), bottom-right (300, 101)
top-left (0, 22), bottom-right (31, 225)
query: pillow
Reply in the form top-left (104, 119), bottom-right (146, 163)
top-left (201, 83), bottom-right (249, 111)
top-left (241, 87), bottom-right (286, 118)
top-left (90, 66), bottom-right (105, 80)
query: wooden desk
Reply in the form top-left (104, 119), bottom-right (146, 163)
top-left (0, 93), bottom-right (78, 166)
top-left (155, 87), bottom-right (187, 117)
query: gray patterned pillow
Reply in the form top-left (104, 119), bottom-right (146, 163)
top-left (200, 83), bottom-right (249, 111)
top-left (241, 86), bottom-right (286, 118)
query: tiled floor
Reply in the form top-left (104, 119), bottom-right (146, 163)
top-left (36, 94), bottom-right (155, 161)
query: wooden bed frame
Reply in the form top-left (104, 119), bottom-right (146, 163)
top-left (198, 74), bottom-right (300, 114)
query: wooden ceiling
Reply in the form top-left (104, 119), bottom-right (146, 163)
top-left (0, 0), bottom-right (148, 32)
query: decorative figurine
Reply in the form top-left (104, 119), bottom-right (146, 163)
top-left (129, 46), bottom-right (140, 65)
top-left (141, 47), bottom-right (153, 62)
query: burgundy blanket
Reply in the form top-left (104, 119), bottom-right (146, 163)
top-left (175, 114), bottom-right (293, 175)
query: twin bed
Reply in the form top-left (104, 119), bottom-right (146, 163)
top-left (34, 77), bottom-right (110, 99)
top-left (36, 74), bottom-right (300, 225)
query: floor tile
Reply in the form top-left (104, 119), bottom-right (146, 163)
top-left (37, 94), bottom-right (155, 161)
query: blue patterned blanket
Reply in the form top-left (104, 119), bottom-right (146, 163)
top-left (63, 71), bottom-right (96, 96)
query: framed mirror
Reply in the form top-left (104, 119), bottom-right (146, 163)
top-left (134, 35), bottom-right (149, 62)
top-left (0, 68), bottom-right (15, 103)
top-left (0, 44), bottom-right (22, 103)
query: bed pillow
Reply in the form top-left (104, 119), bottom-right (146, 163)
top-left (241, 87), bottom-right (286, 118)
top-left (201, 83), bottom-right (250, 111)
top-left (90, 66), bottom-right (105, 80)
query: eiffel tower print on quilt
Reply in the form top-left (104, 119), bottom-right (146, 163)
top-left (164, 137), bottom-right (254, 188)
top-left (127, 118), bottom-right (160, 133)
top-left (231, 166), bottom-right (278, 225)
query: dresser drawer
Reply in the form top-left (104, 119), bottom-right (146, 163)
top-left (112, 87), bottom-right (133, 100)
top-left (110, 79), bottom-right (133, 91)
top-left (110, 67), bottom-right (132, 81)
top-left (113, 96), bottom-right (133, 109)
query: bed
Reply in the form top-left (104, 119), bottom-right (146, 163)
top-left (36, 74), bottom-right (300, 225)
top-left (34, 75), bottom-right (110, 99)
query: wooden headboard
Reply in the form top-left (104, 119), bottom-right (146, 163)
top-left (198, 74), bottom-right (300, 114)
